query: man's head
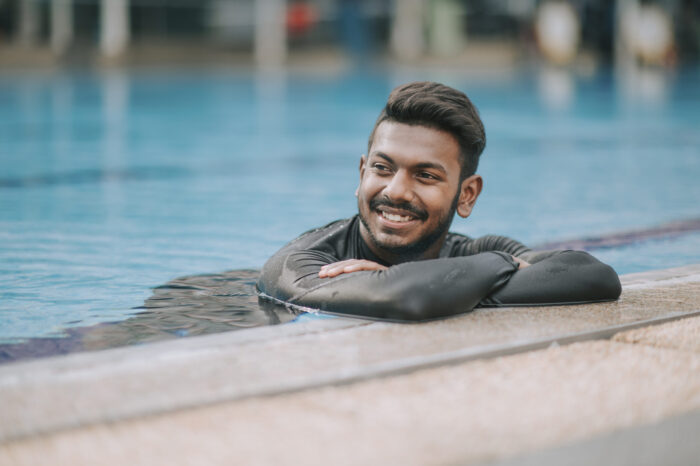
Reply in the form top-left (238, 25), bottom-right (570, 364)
top-left (357, 82), bottom-right (486, 264)
top-left (368, 81), bottom-right (486, 181)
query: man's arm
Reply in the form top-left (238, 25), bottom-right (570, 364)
top-left (257, 249), bottom-right (519, 322)
top-left (310, 249), bottom-right (620, 308)
top-left (449, 235), bottom-right (621, 306)
top-left (479, 250), bottom-right (622, 307)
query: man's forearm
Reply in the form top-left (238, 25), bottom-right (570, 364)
top-left (261, 251), bottom-right (519, 321)
top-left (479, 250), bottom-right (621, 307)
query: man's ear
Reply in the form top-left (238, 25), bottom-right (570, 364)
top-left (456, 174), bottom-right (483, 218)
top-left (356, 155), bottom-right (366, 197)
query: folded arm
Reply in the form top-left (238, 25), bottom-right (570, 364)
top-left (257, 250), bottom-right (519, 322)
top-left (479, 250), bottom-right (622, 307)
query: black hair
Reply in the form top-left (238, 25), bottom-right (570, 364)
top-left (367, 81), bottom-right (486, 179)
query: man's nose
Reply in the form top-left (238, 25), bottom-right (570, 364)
top-left (383, 170), bottom-right (414, 203)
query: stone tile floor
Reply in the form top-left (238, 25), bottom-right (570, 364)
top-left (1, 265), bottom-right (699, 465)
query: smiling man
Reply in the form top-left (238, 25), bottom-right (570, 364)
top-left (257, 82), bottom-right (621, 321)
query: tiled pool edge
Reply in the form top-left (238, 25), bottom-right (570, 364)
top-left (0, 315), bottom-right (369, 442)
top-left (1, 264), bottom-right (699, 444)
top-left (489, 406), bottom-right (700, 466)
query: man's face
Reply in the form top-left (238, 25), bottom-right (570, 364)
top-left (357, 121), bottom-right (477, 263)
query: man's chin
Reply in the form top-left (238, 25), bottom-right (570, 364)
top-left (372, 223), bottom-right (423, 245)
top-left (371, 231), bottom-right (435, 258)
top-left (359, 210), bottom-right (444, 261)
top-left (374, 236), bottom-right (416, 251)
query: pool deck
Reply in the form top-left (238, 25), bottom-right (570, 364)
top-left (1, 264), bottom-right (699, 465)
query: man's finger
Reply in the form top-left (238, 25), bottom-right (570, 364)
top-left (319, 260), bottom-right (386, 278)
top-left (319, 261), bottom-right (354, 277)
top-left (342, 263), bottom-right (366, 273)
top-left (319, 265), bottom-right (344, 278)
top-left (511, 255), bottom-right (531, 269)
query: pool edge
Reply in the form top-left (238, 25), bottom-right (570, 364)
top-left (1, 263), bottom-right (699, 444)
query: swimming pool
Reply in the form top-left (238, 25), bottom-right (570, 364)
top-left (1, 65), bottom-right (699, 351)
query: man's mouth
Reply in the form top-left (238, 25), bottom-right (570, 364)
top-left (367, 197), bottom-right (427, 230)
top-left (379, 210), bottom-right (416, 223)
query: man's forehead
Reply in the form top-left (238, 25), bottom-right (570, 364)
top-left (369, 121), bottom-right (460, 169)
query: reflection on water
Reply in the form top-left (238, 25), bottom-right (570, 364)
top-left (617, 64), bottom-right (670, 106)
top-left (0, 270), bottom-right (296, 364)
top-left (537, 66), bottom-right (575, 111)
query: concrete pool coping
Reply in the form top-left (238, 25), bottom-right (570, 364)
top-left (3, 308), bottom-right (700, 465)
top-left (0, 264), bottom-right (699, 454)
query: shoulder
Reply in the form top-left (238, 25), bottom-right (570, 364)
top-left (441, 231), bottom-right (473, 257)
top-left (258, 217), bottom-right (354, 299)
top-left (263, 216), bottom-right (357, 267)
top-left (287, 218), bottom-right (354, 247)
top-left (443, 232), bottom-right (530, 257)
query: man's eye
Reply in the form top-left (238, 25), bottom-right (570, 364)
top-left (372, 164), bottom-right (391, 172)
top-left (418, 172), bottom-right (438, 180)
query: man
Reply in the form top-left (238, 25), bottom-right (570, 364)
top-left (257, 82), bottom-right (621, 321)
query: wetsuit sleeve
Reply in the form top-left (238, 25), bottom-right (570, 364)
top-left (452, 235), bottom-right (622, 306)
top-left (479, 250), bottom-right (622, 307)
top-left (257, 249), bottom-right (519, 322)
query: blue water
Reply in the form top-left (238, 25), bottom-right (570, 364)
top-left (1, 66), bottom-right (699, 344)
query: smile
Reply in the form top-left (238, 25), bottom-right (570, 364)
top-left (368, 198), bottom-right (428, 230)
top-left (374, 205), bottom-right (424, 229)
top-left (380, 211), bottom-right (414, 223)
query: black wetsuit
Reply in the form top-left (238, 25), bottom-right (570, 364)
top-left (257, 216), bottom-right (621, 322)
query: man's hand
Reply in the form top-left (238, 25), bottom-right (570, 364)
top-left (512, 255), bottom-right (530, 269)
top-left (319, 259), bottom-right (388, 278)
top-left (319, 255), bottom-right (526, 278)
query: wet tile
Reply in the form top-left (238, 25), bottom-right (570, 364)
top-left (613, 315), bottom-right (700, 353)
top-left (3, 341), bottom-right (700, 466)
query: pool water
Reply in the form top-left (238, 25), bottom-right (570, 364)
top-left (1, 65), bottom-right (699, 352)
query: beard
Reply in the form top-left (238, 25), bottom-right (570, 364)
top-left (358, 191), bottom-right (460, 263)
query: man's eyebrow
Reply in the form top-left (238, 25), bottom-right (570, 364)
top-left (370, 152), bottom-right (448, 174)
top-left (414, 161), bottom-right (447, 174)
top-left (370, 152), bottom-right (395, 165)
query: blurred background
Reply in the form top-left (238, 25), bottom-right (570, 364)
top-left (1, 1), bottom-right (699, 350)
top-left (0, 0), bottom-right (698, 69)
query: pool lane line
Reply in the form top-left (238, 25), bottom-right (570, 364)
top-left (535, 217), bottom-right (700, 251)
top-left (0, 166), bottom-right (188, 188)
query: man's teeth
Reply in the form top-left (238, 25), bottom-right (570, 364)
top-left (381, 211), bottom-right (413, 222)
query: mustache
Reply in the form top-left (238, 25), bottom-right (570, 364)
top-left (369, 196), bottom-right (428, 220)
